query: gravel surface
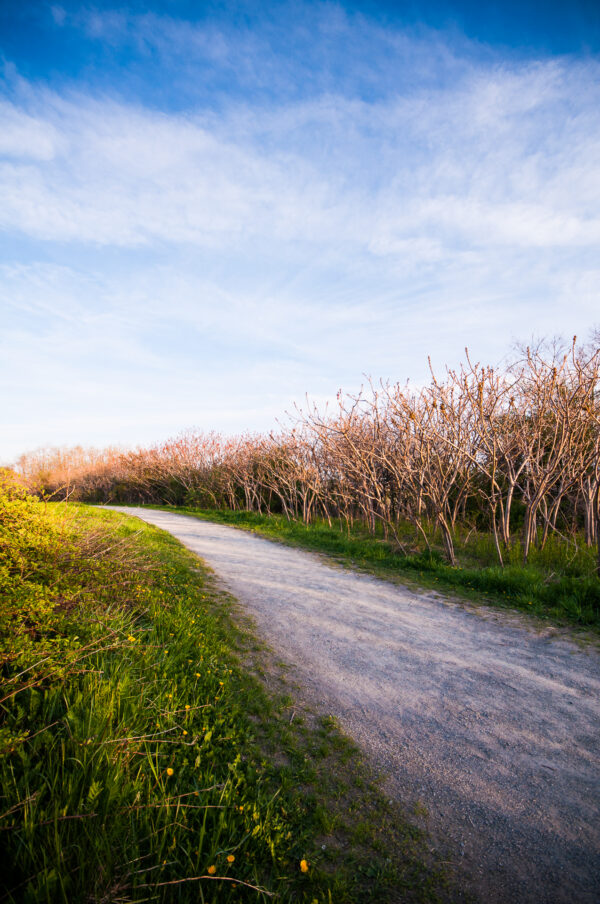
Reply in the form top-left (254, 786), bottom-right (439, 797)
top-left (110, 508), bottom-right (600, 904)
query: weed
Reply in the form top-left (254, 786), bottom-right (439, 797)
top-left (0, 490), bottom-right (444, 902)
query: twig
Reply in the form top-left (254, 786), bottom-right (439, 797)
top-left (0, 794), bottom-right (38, 822)
top-left (136, 874), bottom-right (275, 895)
top-left (0, 812), bottom-right (97, 831)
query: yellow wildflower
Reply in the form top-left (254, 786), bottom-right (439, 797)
top-left (300, 859), bottom-right (309, 873)
top-left (227, 854), bottom-right (235, 863)
top-left (166, 767), bottom-right (174, 777)
top-left (185, 704), bottom-right (191, 710)
top-left (207, 865), bottom-right (216, 875)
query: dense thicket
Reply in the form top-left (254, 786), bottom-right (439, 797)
top-left (15, 338), bottom-right (600, 572)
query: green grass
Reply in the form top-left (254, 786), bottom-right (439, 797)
top-left (153, 507), bottom-right (600, 631)
top-left (0, 487), bottom-right (444, 903)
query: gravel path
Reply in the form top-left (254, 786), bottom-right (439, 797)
top-left (110, 508), bottom-right (600, 903)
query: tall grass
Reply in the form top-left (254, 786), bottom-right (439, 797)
top-left (1, 486), bottom-right (441, 903)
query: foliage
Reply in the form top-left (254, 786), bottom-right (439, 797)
top-left (0, 489), bottom-right (440, 903)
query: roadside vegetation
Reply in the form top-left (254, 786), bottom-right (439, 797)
top-left (169, 508), bottom-right (600, 630)
top-left (14, 335), bottom-right (600, 629)
top-left (0, 476), bottom-right (442, 904)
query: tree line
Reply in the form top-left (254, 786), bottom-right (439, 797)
top-left (15, 336), bottom-right (600, 572)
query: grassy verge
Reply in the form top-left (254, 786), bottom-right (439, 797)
top-left (153, 508), bottom-right (600, 631)
top-left (0, 487), bottom-right (444, 903)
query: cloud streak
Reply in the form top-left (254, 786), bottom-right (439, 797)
top-left (1, 52), bottom-right (599, 256)
top-left (1, 8), bottom-right (599, 460)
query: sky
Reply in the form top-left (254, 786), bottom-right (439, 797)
top-left (1, 0), bottom-right (599, 463)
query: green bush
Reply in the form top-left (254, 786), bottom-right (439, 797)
top-left (1, 490), bottom-right (434, 903)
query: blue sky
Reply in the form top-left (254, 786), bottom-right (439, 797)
top-left (1, 0), bottom-right (599, 462)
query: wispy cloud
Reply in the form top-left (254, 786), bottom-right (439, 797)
top-left (1, 8), bottom-right (599, 460)
top-left (2, 51), bottom-right (599, 253)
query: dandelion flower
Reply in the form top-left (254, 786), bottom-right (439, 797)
top-left (166, 767), bottom-right (174, 777)
top-left (300, 859), bottom-right (309, 873)
top-left (227, 854), bottom-right (235, 863)
top-left (207, 865), bottom-right (216, 875)
top-left (185, 704), bottom-right (191, 710)
top-left (183, 730), bottom-right (188, 736)
top-left (195, 673), bottom-right (201, 677)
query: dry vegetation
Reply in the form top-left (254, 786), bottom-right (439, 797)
top-left (15, 337), bottom-right (600, 576)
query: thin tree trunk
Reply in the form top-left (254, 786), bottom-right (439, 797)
top-left (438, 515), bottom-right (456, 566)
top-left (492, 506), bottom-right (504, 567)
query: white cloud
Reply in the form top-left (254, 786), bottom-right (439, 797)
top-left (1, 54), bottom-right (599, 258)
top-left (1, 22), bottom-right (599, 459)
top-left (0, 101), bottom-right (61, 160)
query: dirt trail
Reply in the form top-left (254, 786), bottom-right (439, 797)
top-left (109, 508), bottom-right (600, 903)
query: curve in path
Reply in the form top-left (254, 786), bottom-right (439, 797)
top-left (109, 508), bottom-right (600, 904)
